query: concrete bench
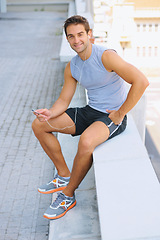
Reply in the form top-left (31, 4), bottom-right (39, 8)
top-left (93, 113), bottom-right (160, 240)
top-left (59, 1), bottom-right (77, 62)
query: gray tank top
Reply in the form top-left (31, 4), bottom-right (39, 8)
top-left (70, 44), bottom-right (127, 113)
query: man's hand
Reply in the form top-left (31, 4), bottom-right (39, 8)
top-left (33, 108), bottom-right (52, 122)
top-left (106, 109), bottom-right (124, 125)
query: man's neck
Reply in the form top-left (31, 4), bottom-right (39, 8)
top-left (78, 43), bottom-right (92, 61)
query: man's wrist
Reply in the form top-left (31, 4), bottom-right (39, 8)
top-left (49, 108), bottom-right (55, 118)
top-left (118, 108), bottom-right (126, 119)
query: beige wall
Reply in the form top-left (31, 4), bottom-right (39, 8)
top-left (124, 0), bottom-right (160, 8)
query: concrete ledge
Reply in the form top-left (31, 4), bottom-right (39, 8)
top-left (75, 0), bottom-right (94, 29)
top-left (59, 1), bottom-right (76, 62)
top-left (93, 114), bottom-right (160, 240)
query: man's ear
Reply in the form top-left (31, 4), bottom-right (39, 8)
top-left (88, 29), bottom-right (95, 44)
top-left (88, 30), bottom-right (92, 39)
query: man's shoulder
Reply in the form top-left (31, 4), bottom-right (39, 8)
top-left (92, 44), bottom-right (109, 61)
top-left (93, 44), bottom-right (108, 52)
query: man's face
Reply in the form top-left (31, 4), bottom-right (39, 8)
top-left (66, 24), bottom-right (89, 54)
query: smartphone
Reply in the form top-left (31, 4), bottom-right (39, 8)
top-left (32, 109), bottom-right (40, 115)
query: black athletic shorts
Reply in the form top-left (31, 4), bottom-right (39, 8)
top-left (65, 105), bottom-right (127, 140)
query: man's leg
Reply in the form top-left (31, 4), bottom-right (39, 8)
top-left (63, 121), bottom-right (110, 197)
top-left (32, 112), bottom-right (76, 177)
top-left (43, 121), bottom-right (110, 220)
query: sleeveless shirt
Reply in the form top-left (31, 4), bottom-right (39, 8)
top-left (70, 44), bottom-right (127, 113)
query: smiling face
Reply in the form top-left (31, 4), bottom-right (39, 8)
top-left (66, 24), bottom-right (91, 55)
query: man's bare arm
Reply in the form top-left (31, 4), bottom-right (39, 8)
top-left (102, 50), bottom-right (149, 124)
top-left (34, 62), bottom-right (77, 121)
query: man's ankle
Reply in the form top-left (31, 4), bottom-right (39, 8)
top-left (57, 171), bottom-right (70, 178)
top-left (62, 189), bottom-right (74, 198)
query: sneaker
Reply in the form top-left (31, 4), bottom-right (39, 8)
top-left (38, 174), bottom-right (70, 194)
top-left (43, 192), bottom-right (76, 220)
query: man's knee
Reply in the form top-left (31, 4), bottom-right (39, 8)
top-left (32, 118), bottom-right (44, 136)
top-left (78, 134), bottom-right (94, 155)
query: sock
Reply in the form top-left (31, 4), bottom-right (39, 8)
top-left (58, 174), bottom-right (70, 180)
top-left (62, 176), bottom-right (70, 180)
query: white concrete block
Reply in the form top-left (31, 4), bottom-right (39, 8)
top-left (59, 32), bottom-right (76, 62)
top-left (93, 114), bottom-right (148, 163)
top-left (130, 94), bottom-right (147, 142)
top-left (93, 114), bottom-right (160, 240)
top-left (94, 157), bottom-right (160, 240)
top-left (59, 1), bottom-right (76, 62)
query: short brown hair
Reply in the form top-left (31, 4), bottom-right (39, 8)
top-left (64, 15), bottom-right (90, 36)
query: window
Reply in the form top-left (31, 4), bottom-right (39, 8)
top-left (137, 24), bottom-right (140, 32)
top-left (155, 24), bottom-right (158, 32)
top-left (143, 47), bottom-right (146, 57)
top-left (154, 47), bottom-right (158, 57)
top-left (143, 24), bottom-right (146, 32)
top-left (149, 24), bottom-right (152, 32)
top-left (148, 47), bottom-right (152, 57)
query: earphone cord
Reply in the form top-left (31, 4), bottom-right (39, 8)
top-left (46, 108), bottom-right (77, 131)
top-left (46, 39), bottom-right (89, 131)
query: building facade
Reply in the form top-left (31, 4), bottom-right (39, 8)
top-left (93, 0), bottom-right (160, 75)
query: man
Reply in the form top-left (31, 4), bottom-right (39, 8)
top-left (32, 15), bottom-right (149, 220)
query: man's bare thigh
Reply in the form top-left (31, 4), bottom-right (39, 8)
top-left (80, 121), bottom-right (110, 149)
top-left (36, 112), bottom-right (76, 135)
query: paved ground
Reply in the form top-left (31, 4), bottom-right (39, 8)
top-left (0, 11), bottom-right (67, 240)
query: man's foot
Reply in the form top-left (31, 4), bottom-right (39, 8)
top-left (43, 192), bottom-right (76, 220)
top-left (38, 174), bottom-right (70, 194)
